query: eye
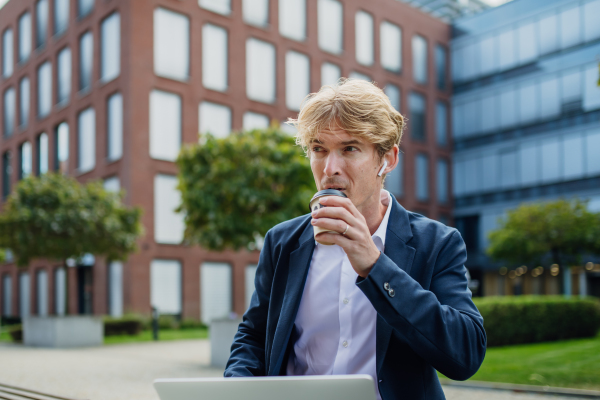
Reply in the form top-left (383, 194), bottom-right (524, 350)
top-left (345, 146), bottom-right (359, 152)
top-left (312, 145), bottom-right (324, 152)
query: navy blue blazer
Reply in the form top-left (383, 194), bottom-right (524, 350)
top-left (225, 195), bottom-right (486, 399)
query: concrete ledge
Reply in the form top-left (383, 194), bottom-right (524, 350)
top-left (440, 379), bottom-right (600, 399)
top-left (23, 316), bottom-right (103, 348)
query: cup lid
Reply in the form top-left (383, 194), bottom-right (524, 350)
top-left (309, 189), bottom-right (347, 210)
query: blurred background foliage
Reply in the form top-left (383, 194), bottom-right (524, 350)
top-left (177, 126), bottom-right (316, 251)
top-left (0, 173), bottom-right (143, 267)
top-left (487, 199), bottom-right (600, 267)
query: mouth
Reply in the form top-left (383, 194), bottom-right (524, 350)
top-left (324, 186), bottom-right (346, 192)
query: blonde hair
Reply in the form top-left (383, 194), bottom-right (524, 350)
top-left (288, 78), bottom-right (406, 160)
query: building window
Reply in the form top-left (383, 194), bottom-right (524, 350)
top-left (349, 71), bottom-right (371, 81)
top-left (57, 47), bottom-right (71, 105)
top-left (154, 8), bottom-right (189, 81)
top-left (416, 153), bottom-right (429, 201)
top-left (103, 176), bottom-right (120, 193)
top-left (77, 107), bottom-right (96, 173)
top-left (201, 262), bottom-right (233, 324)
top-left (54, 267), bottom-right (66, 315)
top-left (318, 0), bottom-right (343, 55)
top-left (437, 159), bottom-right (448, 204)
top-left (199, 0), bottom-right (231, 15)
top-left (380, 21), bottom-right (401, 73)
top-left (385, 151), bottom-right (403, 197)
top-left (36, 0), bottom-right (48, 47)
top-left (37, 61), bottom-right (52, 118)
top-left (243, 0), bottom-right (269, 27)
top-left (2, 275), bottom-right (12, 316)
top-left (584, 1), bottom-right (600, 42)
top-left (54, 0), bottom-right (68, 36)
top-left (154, 175), bottom-right (184, 244)
top-left (202, 24), bottom-right (228, 92)
top-left (149, 90), bottom-right (181, 161)
top-left (455, 215), bottom-right (479, 253)
top-left (412, 35), bottom-right (427, 84)
top-left (436, 101), bottom-right (447, 146)
top-left (108, 261), bottom-right (123, 318)
top-left (19, 273), bottom-right (30, 318)
top-left (18, 12), bottom-right (32, 63)
top-left (435, 45), bottom-right (447, 90)
top-left (246, 38), bottom-right (276, 104)
top-left (4, 87), bottom-right (15, 137)
top-left (19, 78), bottom-right (29, 129)
top-left (101, 13), bottom-right (120, 83)
top-left (285, 51), bottom-right (310, 111)
top-left (279, 0), bottom-right (306, 41)
top-left (243, 111), bottom-right (269, 131)
top-left (2, 151), bottom-right (11, 199)
top-left (409, 92), bottom-right (426, 141)
top-left (321, 62), bottom-right (341, 87)
top-left (3, 29), bottom-right (14, 78)
top-left (107, 93), bottom-right (123, 161)
top-left (79, 32), bottom-right (93, 91)
top-left (36, 270), bottom-right (48, 316)
top-left (355, 11), bottom-right (374, 66)
top-left (150, 259), bottom-right (182, 315)
top-left (560, 6), bottom-right (581, 49)
top-left (55, 122), bottom-right (69, 173)
top-left (77, 0), bottom-right (94, 18)
top-left (199, 102), bottom-right (232, 138)
top-left (37, 132), bottom-right (49, 175)
top-left (384, 84), bottom-right (400, 112)
top-left (19, 141), bottom-right (33, 179)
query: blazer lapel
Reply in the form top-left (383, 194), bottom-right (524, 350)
top-left (268, 224), bottom-right (315, 376)
top-left (376, 196), bottom-right (416, 375)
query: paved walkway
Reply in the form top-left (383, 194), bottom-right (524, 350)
top-left (0, 340), bottom-right (583, 400)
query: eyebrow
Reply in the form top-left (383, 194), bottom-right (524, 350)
top-left (341, 140), bottom-right (362, 146)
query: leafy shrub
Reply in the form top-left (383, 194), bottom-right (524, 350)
top-left (158, 315), bottom-right (180, 330)
top-left (8, 325), bottom-right (22, 342)
top-left (104, 318), bottom-right (143, 337)
top-left (180, 319), bottom-right (208, 330)
top-left (474, 295), bottom-right (600, 347)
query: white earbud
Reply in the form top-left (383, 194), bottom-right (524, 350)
top-left (378, 160), bottom-right (388, 177)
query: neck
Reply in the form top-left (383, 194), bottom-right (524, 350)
top-left (358, 189), bottom-right (387, 236)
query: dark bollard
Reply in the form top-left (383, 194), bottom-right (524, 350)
top-left (152, 307), bottom-right (159, 341)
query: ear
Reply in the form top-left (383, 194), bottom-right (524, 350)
top-left (380, 145), bottom-right (399, 176)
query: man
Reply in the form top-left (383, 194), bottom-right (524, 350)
top-left (224, 79), bottom-right (486, 400)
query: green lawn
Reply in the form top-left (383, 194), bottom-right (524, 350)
top-left (103, 328), bottom-right (208, 344)
top-left (440, 332), bottom-right (600, 391)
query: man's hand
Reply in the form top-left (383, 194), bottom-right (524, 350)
top-left (311, 196), bottom-right (380, 278)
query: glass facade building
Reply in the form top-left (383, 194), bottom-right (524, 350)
top-left (451, 0), bottom-right (600, 297)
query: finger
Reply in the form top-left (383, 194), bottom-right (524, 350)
top-left (311, 217), bottom-right (356, 238)
top-left (312, 205), bottom-right (355, 224)
top-left (319, 196), bottom-right (362, 219)
top-left (315, 231), bottom-right (353, 247)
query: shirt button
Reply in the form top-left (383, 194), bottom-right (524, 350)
top-left (342, 341), bottom-right (348, 348)
top-left (388, 288), bottom-right (395, 297)
top-left (343, 298), bottom-right (349, 304)
top-left (384, 282), bottom-right (390, 290)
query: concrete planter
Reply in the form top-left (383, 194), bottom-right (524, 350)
top-left (23, 316), bottom-right (104, 348)
top-left (210, 318), bottom-right (243, 368)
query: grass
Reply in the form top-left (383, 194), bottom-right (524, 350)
top-left (0, 329), bottom-right (12, 342)
top-left (103, 327), bottom-right (209, 345)
top-left (439, 331), bottom-right (600, 391)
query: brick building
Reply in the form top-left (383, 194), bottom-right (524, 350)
top-left (0, 0), bottom-right (452, 322)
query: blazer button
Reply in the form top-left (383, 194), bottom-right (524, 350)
top-left (384, 282), bottom-right (390, 290)
top-left (388, 288), bottom-right (395, 297)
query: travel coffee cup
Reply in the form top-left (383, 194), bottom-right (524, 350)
top-left (309, 189), bottom-right (348, 245)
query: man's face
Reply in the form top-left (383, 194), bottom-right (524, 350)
top-left (310, 126), bottom-right (383, 212)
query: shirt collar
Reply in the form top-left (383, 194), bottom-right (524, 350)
top-left (372, 189), bottom-right (393, 250)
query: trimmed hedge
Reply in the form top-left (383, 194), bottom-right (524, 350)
top-left (474, 295), bottom-right (600, 347)
top-left (104, 317), bottom-right (143, 337)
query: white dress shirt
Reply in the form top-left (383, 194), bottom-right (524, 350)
top-left (286, 190), bottom-right (393, 400)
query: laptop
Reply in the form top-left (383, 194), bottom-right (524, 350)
top-left (154, 375), bottom-right (377, 400)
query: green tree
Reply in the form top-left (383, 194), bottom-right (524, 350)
top-left (177, 127), bottom-right (316, 251)
top-left (487, 198), bottom-right (600, 267)
top-left (0, 173), bottom-right (143, 267)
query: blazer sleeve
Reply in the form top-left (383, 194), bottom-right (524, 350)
top-left (356, 229), bottom-right (486, 381)
top-left (224, 230), bottom-right (275, 377)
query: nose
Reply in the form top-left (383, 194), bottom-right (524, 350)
top-left (323, 151), bottom-right (343, 177)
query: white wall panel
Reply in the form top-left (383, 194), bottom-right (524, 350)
top-left (108, 261), bottom-right (123, 318)
top-left (201, 262), bottom-right (232, 324)
top-left (55, 268), bottom-right (66, 315)
top-left (481, 153), bottom-right (499, 192)
top-left (541, 137), bottom-right (561, 183)
top-left (151, 259), bottom-right (182, 315)
top-left (154, 174), bottom-right (184, 244)
top-left (499, 149), bottom-right (518, 189)
top-left (562, 133), bottom-right (584, 180)
top-left (19, 273), bottom-right (30, 318)
top-left (519, 142), bottom-right (540, 186)
top-left (245, 264), bottom-right (257, 310)
top-left (540, 76), bottom-right (560, 119)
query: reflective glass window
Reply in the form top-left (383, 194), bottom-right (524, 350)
top-left (20, 141), bottom-right (32, 179)
top-left (499, 88), bottom-right (517, 129)
top-left (518, 81), bottom-right (538, 124)
top-left (559, 6), bottom-right (581, 49)
top-left (561, 69), bottom-right (582, 103)
top-left (481, 153), bottom-right (499, 192)
top-left (101, 13), bottom-right (120, 83)
top-left (37, 133), bottom-right (49, 175)
top-left (199, 0), bottom-right (231, 15)
top-left (57, 47), bottom-right (71, 105)
top-left (437, 159), bottom-right (448, 203)
top-left (53, 0), bottom-right (68, 35)
top-left (243, 112), bottom-right (269, 131)
top-left (586, 130), bottom-right (600, 175)
top-left (479, 35), bottom-right (496, 75)
top-left (583, 64), bottom-right (600, 111)
top-left (416, 154), bottom-right (428, 201)
top-left (497, 28), bottom-right (516, 70)
top-left (77, 0), bottom-right (94, 18)
top-left (285, 51), bottom-right (310, 111)
top-left (154, 8), bottom-right (190, 81)
top-left (562, 132), bottom-right (584, 180)
top-left (279, 0), bottom-right (306, 41)
top-left (380, 21), bottom-right (401, 72)
top-left (540, 137), bottom-right (561, 183)
top-left (355, 11), bottom-right (374, 66)
top-left (243, 0), bottom-right (269, 27)
top-left (409, 92), bottom-right (426, 141)
top-left (19, 78), bottom-right (29, 128)
top-left (149, 90), bottom-right (181, 161)
top-left (77, 107), bottom-right (96, 173)
top-left (153, 177), bottom-right (185, 244)
top-left (55, 122), bottom-right (69, 173)
top-left (107, 93), bottom-right (123, 161)
top-left (318, 0), bottom-right (343, 55)
top-left (519, 141), bottom-right (539, 186)
top-left (18, 12), bottom-right (32, 63)
top-left (435, 45), bottom-right (446, 90)
top-left (412, 35), bottom-right (427, 84)
top-left (584, 0), bottom-right (600, 41)
top-left (384, 84), bottom-right (400, 112)
top-left (540, 76), bottom-right (560, 119)
top-left (202, 24), bottom-right (228, 92)
top-left (36, 0), bottom-right (48, 47)
top-left (499, 149), bottom-right (517, 189)
top-left (246, 38), bottom-right (276, 103)
top-left (4, 88), bottom-right (15, 137)
top-left (37, 61), bottom-right (52, 118)
top-left (3, 29), bottom-right (14, 78)
top-left (539, 13), bottom-right (558, 55)
top-left (436, 101), bottom-right (447, 146)
top-left (79, 32), bottom-right (93, 91)
top-left (517, 21), bottom-right (537, 64)
top-left (385, 152), bottom-right (402, 197)
top-left (199, 102), bottom-right (232, 138)
top-left (2, 151), bottom-right (11, 199)
top-left (321, 62), bottom-right (340, 87)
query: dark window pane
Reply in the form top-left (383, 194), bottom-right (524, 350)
top-left (409, 92), bottom-right (426, 141)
